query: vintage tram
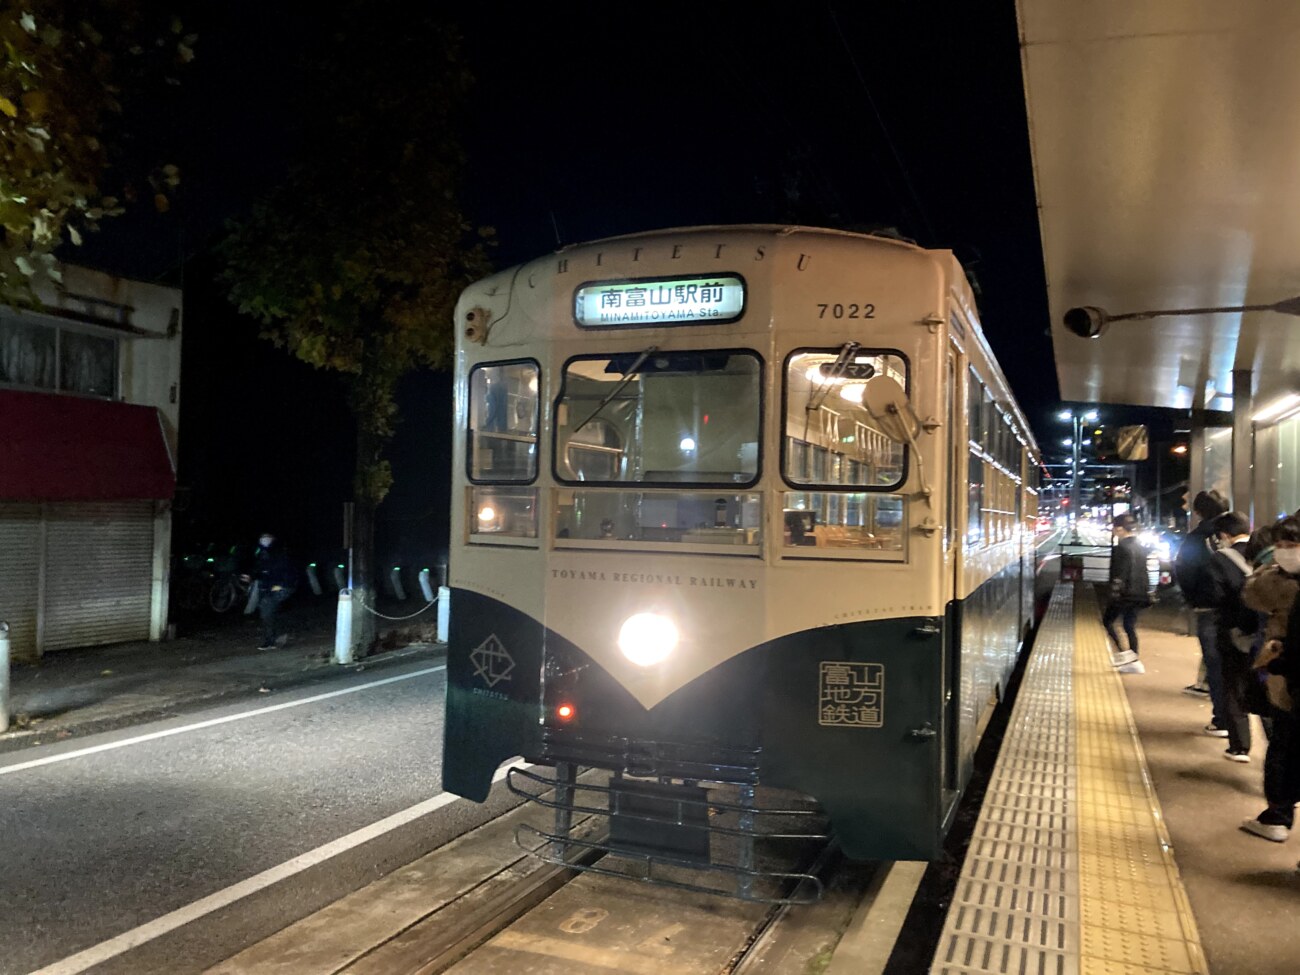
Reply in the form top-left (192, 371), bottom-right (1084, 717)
top-left (442, 225), bottom-right (1039, 895)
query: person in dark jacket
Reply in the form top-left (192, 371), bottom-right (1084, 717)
top-left (245, 532), bottom-right (298, 650)
top-left (1104, 513), bottom-right (1151, 673)
top-left (1175, 489), bottom-right (1230, 729)
top-left (1205, 511), bottom-right (1258, 761)
top-left (1241, 519), bottom-right (1300, 844)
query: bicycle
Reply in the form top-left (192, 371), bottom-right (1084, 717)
top-left (209, 572), bottom-right (253, 613)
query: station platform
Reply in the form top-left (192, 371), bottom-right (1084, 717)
top-left (933, 582), bottom-right (1300, 975)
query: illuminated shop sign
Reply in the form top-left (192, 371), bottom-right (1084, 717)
top-left (574, 274), bottom-right (746, 328)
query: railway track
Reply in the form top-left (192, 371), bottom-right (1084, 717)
top-left (209, 770), bottom-right (896, 975)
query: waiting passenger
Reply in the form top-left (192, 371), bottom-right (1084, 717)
top-left (1241, 518), bottom-right (1300, 842)
top-left (1247, 523), bottom-right (1278, 568)
top-left (1103, 513), bottom-right (1151, 674)
top-left (1174, 489), bottom-right (1231, 731)
top-left (1206, 512), bottom-right (1258, 761)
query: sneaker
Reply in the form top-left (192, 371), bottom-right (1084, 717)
top-left (275, 634), bottom-right (289, 648)
top-left (1224, 750), bottom-right (1251, 763)
top-left (1241, 818), bottom-right (1289, 842)
top-left (1117, 660), bottom-right (1146, 674)
top-left (256, 643), bottom-right (276, 651)
top-left (1112, 649), bottom-right (1139, 666)
top-left (1203, 724), bottom-right (1230, 738)
top-left (1183, 683), bottom-right (1211, 697)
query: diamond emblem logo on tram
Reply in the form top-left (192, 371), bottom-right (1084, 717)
top-left (469, 634), bottom-right (515, 688)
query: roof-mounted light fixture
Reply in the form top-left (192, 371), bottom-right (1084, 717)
top-left (1063, 296), bottom-right (1300, 339)
top-left (1252, 393), bottom-right (1300, 424)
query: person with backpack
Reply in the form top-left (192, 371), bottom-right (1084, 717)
top-left (1103, 513), bottom-right (1151, 674)
top-left (1174, 489), bottom-right (1230, 734)
top-left (1206, 511), bottom-right (1259, 761)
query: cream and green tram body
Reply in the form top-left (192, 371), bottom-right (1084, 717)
top-left (443, 225), bottom-right (1039, 882)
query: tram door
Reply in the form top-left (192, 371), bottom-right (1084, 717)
top-left (942, 342), bottom-right (963, 797)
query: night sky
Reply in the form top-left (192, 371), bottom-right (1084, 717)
top-left (74, 2), bottom-right (1097, 561)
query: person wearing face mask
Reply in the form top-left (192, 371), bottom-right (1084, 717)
top-left (1241, 517), bottom-right (1300, 842)
top-left (245, 532), bottom-right (299, 650)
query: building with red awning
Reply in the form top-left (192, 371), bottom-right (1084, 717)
top-left (0, 266), bottom-right (182, 661)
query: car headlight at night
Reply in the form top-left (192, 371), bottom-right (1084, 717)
top-left (617, 611), bottom-right (679, 667)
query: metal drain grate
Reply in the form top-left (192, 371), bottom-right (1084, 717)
top-left (932, 585), bottom-right (1080, 975)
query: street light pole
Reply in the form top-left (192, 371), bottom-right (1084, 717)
top-left (1071, 415), bottom-right (1082, 541)
top-left (1059, 407), bottom-right (1099, 543)
top-left (1155, 445), bottom-right (1162, 528)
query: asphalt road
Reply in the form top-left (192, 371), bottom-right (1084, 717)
top-left (0, 660), bottom-right (519, 975)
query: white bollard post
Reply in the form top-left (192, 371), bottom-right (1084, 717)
top-left (390, 566), bottom-right (407, 602)
top-left (418, 568), bottom-right (435, 603)
top-left (305, 563), bottom-right (323, 596)
top-left (0, 621), bottom-right (10, 733)
top-left (335, 591), bottom-right (354, 665)
top-left (437, 586), bottom-right (451, 643)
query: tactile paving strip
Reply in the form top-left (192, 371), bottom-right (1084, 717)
top-left (930, 584), bottom-right (1208, 975)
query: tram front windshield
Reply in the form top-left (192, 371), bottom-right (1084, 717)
top-left (554, 350), bottom-right (761, 547)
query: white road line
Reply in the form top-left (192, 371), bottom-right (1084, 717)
top-left (27, 760), bottom-right (524, 975)
top-left (0, 665), bottom-right (446, 777)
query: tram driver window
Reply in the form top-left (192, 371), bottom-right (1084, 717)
top-left (554, 350), bottom-right (761, 487)
top-left (781, 349), bottom-right (907, 559)
top-left (552, 350), bottom-right (763, 551)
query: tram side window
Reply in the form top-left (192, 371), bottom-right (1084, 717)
top-left (967, 368), bottom-right (985, 547)
top-left (468, 361), bottom-right (539, 481)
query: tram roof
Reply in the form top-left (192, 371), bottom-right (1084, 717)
top-left (484, 224), bottom-right (1040, 456)
top-left (1019, 1), bottom-right (1300, 412)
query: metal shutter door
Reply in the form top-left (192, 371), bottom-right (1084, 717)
top-left (0, 504), bottom-right (41, 660)
top-left (42, 502), bottom-right (154, 651)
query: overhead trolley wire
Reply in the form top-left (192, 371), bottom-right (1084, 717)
top-left (707, 14), bottom-right (851, 222)
top-left (825, 2), bottom-right (938, 244)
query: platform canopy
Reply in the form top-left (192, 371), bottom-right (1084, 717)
top-left (1018, 1), bottom-right (1300, 413)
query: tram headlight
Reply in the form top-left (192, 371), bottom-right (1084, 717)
top-left (617, 611), bottom-right (678, 667)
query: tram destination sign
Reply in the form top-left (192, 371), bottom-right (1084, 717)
top-left (574, 274), bottom-right (746, 328)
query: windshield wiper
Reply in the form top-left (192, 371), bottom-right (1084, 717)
top-left (573, 345), bottom-right (658, 434)
top-left (803, 341), bottom-right (860, 440)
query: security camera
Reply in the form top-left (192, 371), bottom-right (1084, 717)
top-left (1062, 306), bottom-right (1109, 339)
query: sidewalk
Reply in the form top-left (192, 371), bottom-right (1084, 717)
top-left (1, 598), bottom-right (444, 752)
